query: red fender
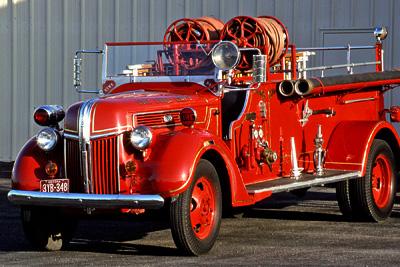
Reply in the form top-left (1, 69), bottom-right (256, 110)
top-left (143, 128), bottom-right (253, 206)
top-left (325, 121), bottom-right (400, 176)
top-left (11, 137), bottom-right (63, 190)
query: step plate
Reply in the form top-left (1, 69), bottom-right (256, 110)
top-left (246, 170), bottom-right (361, 194)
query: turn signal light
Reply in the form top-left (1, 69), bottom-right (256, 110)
top-left (34, 105), bottom-right (65, 126)
top-left (45, 161), bottom-right (58, 178)
top-left (125, 160), bottom-right (137, 175)
top-left (180, 107), bottom-right (197, 127)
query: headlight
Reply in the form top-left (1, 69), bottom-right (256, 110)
top-left (36, 128), bottom-right (59, 151)
top-left (130, 126), bottom-right (152, 150)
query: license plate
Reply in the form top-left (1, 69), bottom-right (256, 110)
top-left (40, 179), bottom-right (69, 193)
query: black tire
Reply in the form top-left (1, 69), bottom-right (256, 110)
top-left (170, 159), bottom-right (222, 255)
top-left (335, 180), bottom-right (353, 219)
top-left (21, 206), bottom-right (77, 251)
top-left (350, 139), bottom-right (397, 222)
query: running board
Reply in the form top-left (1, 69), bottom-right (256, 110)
top-left (246, 170), bottom-right (361, 194)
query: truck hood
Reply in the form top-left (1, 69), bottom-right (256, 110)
top-left (64, 90), bottom-right (217, 136)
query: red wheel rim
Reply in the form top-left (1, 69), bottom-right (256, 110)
top-left (371, 154), bottom-right (392, 208)
top-left (190, 177), bottom-right (216, 240)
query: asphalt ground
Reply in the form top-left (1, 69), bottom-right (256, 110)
top-left (1, 177), bottom-right (400, 266)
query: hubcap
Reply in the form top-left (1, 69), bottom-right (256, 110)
top-left (371, 154), bottom-right (392, 209)
top-left (190, 177), bottom-right (216, 240)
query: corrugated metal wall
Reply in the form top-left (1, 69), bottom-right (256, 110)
top-left (0, 0), bottom-right (399, 161)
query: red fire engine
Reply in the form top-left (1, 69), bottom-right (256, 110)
top-left (8, 16), bottom-right (400, 255)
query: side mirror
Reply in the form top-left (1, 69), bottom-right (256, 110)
top-left (211, 41), bottom-right (240, 70)
top-left (73, 50), bottom-right (103, 93)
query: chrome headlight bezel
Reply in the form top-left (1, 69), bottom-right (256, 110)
top-left (129, 126), bottom-right (153, 150)
top-left (36, 128), bottom-right (59, 151)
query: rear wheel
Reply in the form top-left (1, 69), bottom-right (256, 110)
top-left (21, 207), bottom-right (77, 250)
top-left (350, 140), bottom-right (396, 221)
top-left (170, 159), bottom-right (222, 255)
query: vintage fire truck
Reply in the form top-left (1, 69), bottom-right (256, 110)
top-left (8, 16), bottom-right (400, 255)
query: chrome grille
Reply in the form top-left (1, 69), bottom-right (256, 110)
top-left (136, 111), bottom-right (181, 127)
top-left (65, 136), bottom-right (119, 194)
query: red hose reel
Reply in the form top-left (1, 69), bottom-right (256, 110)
top-left (163, 17), bottom-right (224, 43)
top-left (221, 16), bottom-right (289, 69)
top-left (163, 17), bottom-right (224, 70)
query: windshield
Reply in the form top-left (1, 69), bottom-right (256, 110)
top-left (105, 42), bottom-right (217, 78)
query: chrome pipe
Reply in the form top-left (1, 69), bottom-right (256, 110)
top-left (278, 80), bottom-right (295, 97)
top-left (290, 137), bottom-right (302, 179)
top-left (313, 125), bottom-right (326, 176)
top-left (294, 79), bottom-right (313, 96)
top-left (7, 190), bottom-right (164, 210)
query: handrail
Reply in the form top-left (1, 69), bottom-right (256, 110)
top-left (286, 43), bottom-right (381, 78)
top-left (290, 45), bottom-right (375, 52)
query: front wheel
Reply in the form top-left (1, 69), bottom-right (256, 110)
top-left (21, 207), bottom-right (77, 250)
top-left (170, 159), bottom-right (222, 255)
top-left (351, 139), bottom-right (397, 221)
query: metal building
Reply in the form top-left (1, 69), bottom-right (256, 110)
top-left (0, 0), bottom-right (399, 161)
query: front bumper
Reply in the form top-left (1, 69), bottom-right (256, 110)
top-left (7, 190), bottom-right (164, 209)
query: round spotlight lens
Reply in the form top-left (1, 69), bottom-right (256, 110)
top-left (130, 126), bottom-right (152, 150)
top-left (37, 128), bottom-right (59, 151)
top-left (212, 41), bottom-right (240, 70)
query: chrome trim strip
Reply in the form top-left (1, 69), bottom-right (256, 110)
top-left (78, 98), bottom-right (97, 193)
top-left (134, 109), bottom-right (182, 116)
top-left (90, 131), bottom-right (127, 140)
top-left (117, 135), bottom-right (121, 192)
top-left (247, 171), bottom-right (361, 194)
top-left (63, 139), bottom-right (67, 178)
top-left (342, 97), bottom-right (376, 104)
top-left (65, 131), bottom-right (129, 141)
top-left (104, 74), bottom-right (215, 89)
top-left (228, 90), bottom-right (250, 140)
top-left (8, 190), bottom-right (164, 209)
top-left (134, 109), bottom-right (183, 128)
top-left (87, 143), bottom-right (94, 193)
top-left (131, 75), bottom-right (214, 84)
top-left (64, 133), bottom-right (80, 140)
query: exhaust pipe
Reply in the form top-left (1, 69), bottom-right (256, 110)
top-left (278, 80), bottom-right (295, 97)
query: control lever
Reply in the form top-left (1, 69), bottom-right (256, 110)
top-left (300, 100), bottom-right (336, 126)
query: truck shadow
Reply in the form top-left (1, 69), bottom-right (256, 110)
top-left (0, 178), bottom-right (176, 255)
top-left (66, 218), bottom-right (178, 256)
top-left (67, 239), bottom-right (179, 256)
top-left (242, 191), bottom-right (400, 222)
